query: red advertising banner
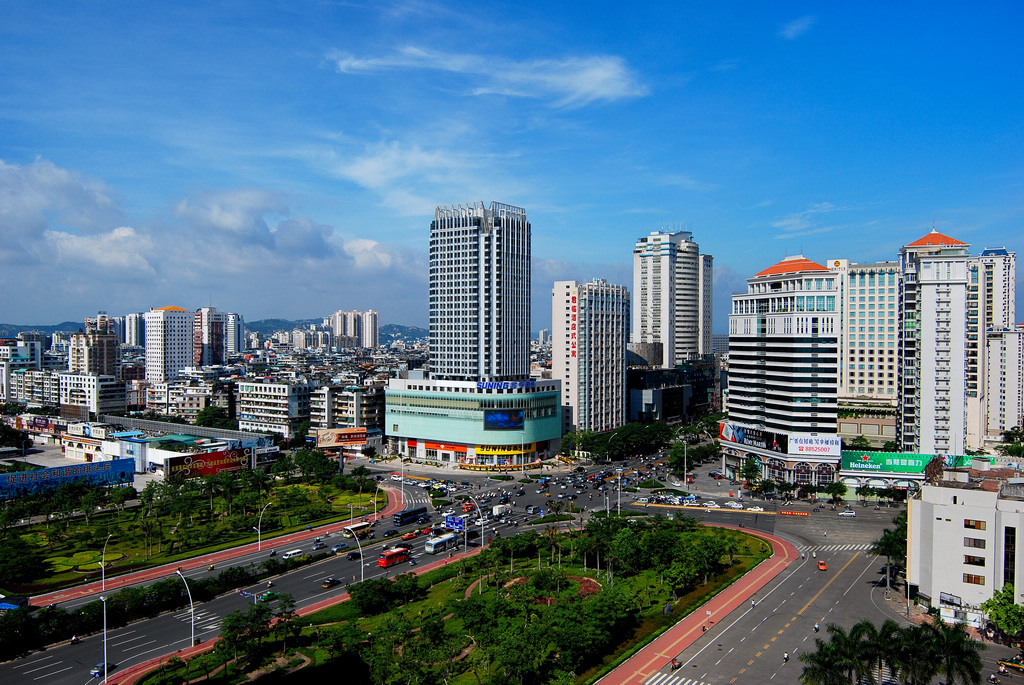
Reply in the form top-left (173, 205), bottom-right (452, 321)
top-left (779, 510), bottom-right (809, 517)
top-left (165, 449), bottom-right (252, 479)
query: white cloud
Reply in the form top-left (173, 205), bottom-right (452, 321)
top-left (326, 46), bottom-right (647, 108)
top-left (660, 174), bottom-right (719, 193)
top-left (779, 15), bottom-right (816, 40)
top-left (47, 226), bottom-right (157, 278)
top-left (771, 202), bottom-right (839, 238)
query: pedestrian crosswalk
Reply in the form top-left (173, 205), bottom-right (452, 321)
top-left (643, 672), bottom-right (709, 685)
top-left (175, 608), bottom-right (221, 631)
top-left (800, 543), bottom-right (875, 553)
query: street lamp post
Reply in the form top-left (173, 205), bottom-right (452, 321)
top-left (351, 533), bottom-right (365, 583)
top-left (349, 503), bottom-right (355, 525)
top-left (101, 595), bottom-right (108, 683)
top-left (100, 533), bottom-right (112, 592)
top-left (520, 431), bottom-right (525, 476)
top-left (373, 482), bottom-right (382, 521)
top-left (255, 501), bottom-right (272, 551)
top-left (617, 473), bottom-right (622, 517)
top-left (175, 570), bottom-right (195, 648)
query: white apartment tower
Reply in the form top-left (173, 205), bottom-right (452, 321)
top-left (225, 312), bottom-right (245, 354)
top-left (552, 279), bottom-right (630, 434)
top-left (722, 255), bottom-right (840, 486)
top-left (124, 312), bottom-right (146, 347)
top-left (632, 230), bottom-right (713, 368)
top-left (143, 306), bottom-right (193, 383)
top-left (828, 260), bottom-right (901, 402)
top-left (985, 327), bottom-right (1024, 438)
top-left (966, 247), bottom-right (1017, 448)
top-left (429, 201), bottom-right (530, 382)
top-left (193, 307), bottom-right (227, 367)
top-left (898, 230), bottom-right (970, 455)
top-left (327, 310), bottom-right (379, 349)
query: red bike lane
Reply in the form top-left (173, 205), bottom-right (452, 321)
top-left (596, 526), bottom-right (798, 685)
top-left (32, 485), bottom-right (407, 606)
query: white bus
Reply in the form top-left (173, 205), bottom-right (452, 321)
top-left (424, 533), bottom-right (459, 554)
top-left (342, 521), bottom-right (372, 539)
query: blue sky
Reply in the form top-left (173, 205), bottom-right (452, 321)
top-left (1, 1), bottom-right (1022, 332)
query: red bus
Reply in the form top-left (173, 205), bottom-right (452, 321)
top-left (378, 547), bottom-right (411, 568)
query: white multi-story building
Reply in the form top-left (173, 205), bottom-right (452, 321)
top-left (632, 230), bottom-right (713, 368)
top-left (909, 479), bottom-right (1024, 627)
top-left (898, 231), bottom-right (971, 455)
top-left (193, 307), bottom-right (227, 367)
top-left (237, 379), bottom-right (312, 439)
top-left (386, 201), bottom-right (562, 468)
top-left (124, 312), bottom-right (146, 347)
top-left (828, 260), bottom-right (901, 402)
top-left (721, 255), bottom-right (841, 486)
top-left (225, 312), bottom-right (245, 355)
top-left (144, 306), bottom-right (193, 383)
top-left (8, 368), bottom-right (61, 406)
top-left (985, 327), bottom-right (1024, 441)
top-left (966, 248), bottom-right (1017, 448)
top-left (327, 310), bottom-right (379, 349)
top-left (310, 383), bottom-right (385, 432)
top-left (59, 373), bottom-right (126, 417)
top-left (552, 279), bottom-right (629, 434)
top-left (429, 202), bottom-right (531, 382)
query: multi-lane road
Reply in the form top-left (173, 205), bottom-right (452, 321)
top-left (3, 453), bottom-right (1012, 684)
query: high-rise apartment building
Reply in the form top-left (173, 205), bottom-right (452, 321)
top-left (68, 330), bottom-right (120, 379)
top-left (193, 307), bottom-right (227, 367)
top-left (985, 327), bottom-right (1024, 438)
top-left (966, 248), bottom-right (1017, 448)
top-left (828, 260), bottom-right (901, 402)
top-left (327, 310), bottom-right (380, 349)
top-left (632, 230), bottom-right (713, 368)
top-left (144, 306), bottom-right (193, 383)
top-left (552, 279), bottom-right (629, 434)
top-left (720, 255), bottom-right (841, 486)
top-left (897, 230), bottom-right (971, 455)
top-left (225, 312), bottom-right (245, 354)
top-left (386, 201), bottom-right (562, 468)
top-left (124, 312), bottom-right (146, 347)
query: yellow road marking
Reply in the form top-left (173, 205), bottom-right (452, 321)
top-left (771, 636), bottom-right (777, 642)
top-left (798, 552), bottom-right (861, 615)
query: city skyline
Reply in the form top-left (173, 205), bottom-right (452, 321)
top-left (2, 2), bottom-right (1022, 331)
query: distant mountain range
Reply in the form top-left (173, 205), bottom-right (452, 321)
top-left (0, 320), bottom-right (427, 345)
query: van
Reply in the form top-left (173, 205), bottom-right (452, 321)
top-left (282, 549), bottom-right (304, 560)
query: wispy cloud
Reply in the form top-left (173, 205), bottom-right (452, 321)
top-left (660, 174), bottom-right (719, 193)
top-left (772, 202), bottom-right (840, 238)
top-left (325, 46), bottom-right (647, 108)
top-left (779, 15), bottom-right (816, 40)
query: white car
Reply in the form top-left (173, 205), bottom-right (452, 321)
top-left (724, 501), bottom-right (744, 509)
top-left (838, 510), bottom-right (857, 517)
top-left (704, 501), bottom-right (720, 508)
top-left (748, 506), bottom-right (764, 512)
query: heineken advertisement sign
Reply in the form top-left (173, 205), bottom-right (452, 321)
top-left (841, 452), bottom-right (973, 474)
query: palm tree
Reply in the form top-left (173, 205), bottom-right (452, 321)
top-left (824, 622), bottom-right (874, 684)
top-left (931, 621), bottom-right (985, 685)
top-left (893, 623), bottom-right (939, 685)
top-left (799, 638), bottom-right (851, 685)
top-left (862, 619), bottom-right (903, 685)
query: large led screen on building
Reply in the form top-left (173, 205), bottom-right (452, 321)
top-left (165, 449), bottom-right (252, 479)
top-left (484, 409), bottom-right (525, 431)
top-left (0, 459), bottom-right (135, 500)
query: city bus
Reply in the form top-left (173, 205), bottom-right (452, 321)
top-left (378, 547), bottom-right (411, 568)
top-left (342, 521), bottom-right (372, 539)
top-left (393, 506), bottom-right (428, 527)
top-left (424, 532), bottom-right (459, 554)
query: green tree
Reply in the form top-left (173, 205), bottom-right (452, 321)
top-left (848, 435), bottom-right (874, 451)
top-left (741, 457), bottom-right (761, 483)
top-left (982, 584), bottom-right (1024, 640)
top-left (932, 620), bottom-right (985, 685)
top-left (193, 406), bottom-right (237, 430)
top-left (824, 481), bottom-right (848, 503)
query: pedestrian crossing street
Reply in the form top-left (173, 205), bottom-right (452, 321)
top-left (174, 608), bottom-right (221, 632)
top-left (643, 672), bottom-right (709, 685)
top-left (799, 543), bottom-right (875, 553)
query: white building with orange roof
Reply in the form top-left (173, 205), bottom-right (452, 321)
top-left (720, 255), bottom-right (841, 487)
top-left (143, 306), bottom-right (193, 383)
top-left (898, 229), bottom-right (971, 455)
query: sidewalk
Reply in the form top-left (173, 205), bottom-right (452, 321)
top-left (596, 526), bottom-right (799, 685)
top-left (31, 485), bottom-right (408, 606)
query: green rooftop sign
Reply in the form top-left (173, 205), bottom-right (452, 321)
top-left (841, 451), bottom-right (973, 474)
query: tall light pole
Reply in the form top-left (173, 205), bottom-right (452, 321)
top-left (101, 595), bottom-right (108, 683)
top-left (255, 501), bottom-right (272, 551)
top-left (617, 473), bottom-right (622, 517)
top-left (373, 481), bottom-right (382, 521)
top-left (351, 532), bottom-right (365, 583)
top-left (520, 431), bottom-right (525, 476)
top-left (175, 570), bottom-right (195, 648)
top-left (400, 458), bottom-right (405, 508)
top-left (349, 503), bottom-right (355, 525)
top-left (100, 533), bottom-right (112, 592)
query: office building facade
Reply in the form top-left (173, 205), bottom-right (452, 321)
top-left (143, 306), bottom-right (193, 383)
top-left (721, 255), bottom-right (841, 485)
top-left (552, 279), bottom-right (629, 434)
